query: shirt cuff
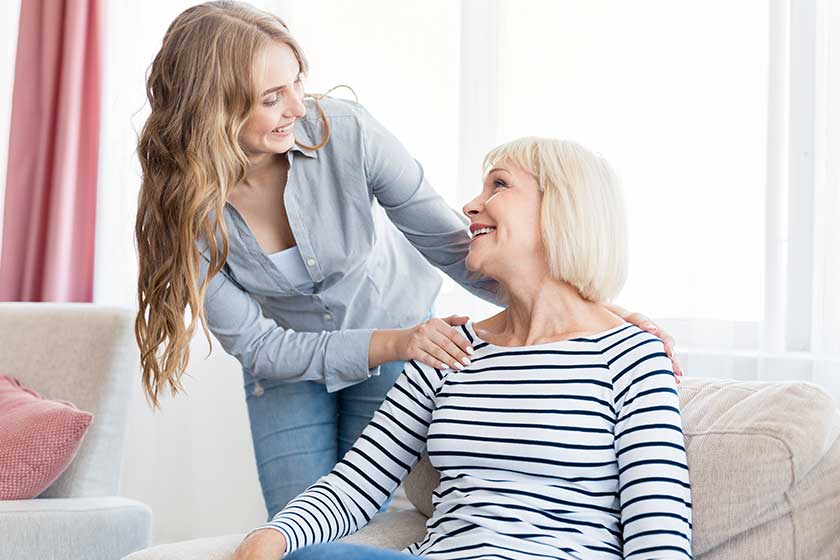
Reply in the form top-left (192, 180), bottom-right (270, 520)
top-left (323, 328), bottom-right (379, 393)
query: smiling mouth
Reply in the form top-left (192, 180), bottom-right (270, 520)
top-left (271, 123), bottom-right (294, 134)
top-left (470, 226), bottom-right (496, 240)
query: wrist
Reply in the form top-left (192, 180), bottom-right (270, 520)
top-left (246, 527), bottom-right (287, 554)
top-left (369, 328), bottom-right (405, 368)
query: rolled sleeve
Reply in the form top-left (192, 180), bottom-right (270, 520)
top-left (323, 327), bottom-right (379, 393)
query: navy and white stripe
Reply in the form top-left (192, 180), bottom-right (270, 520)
top-left (257, 322), bottom-right (692, 559)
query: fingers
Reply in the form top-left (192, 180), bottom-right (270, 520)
top-left (623, 313), bottom-right (683, 378)
top-left (416, 348), bottom-right (451, 370)
top-left (660, 333), bottom-right (676, 355)
top-left (443, 314), bottom-right (470, 326)
top-left (430, 328), bottom-right (472, 369)
top-left (439, 319), bottom-right (475, 353)
top-left (672, 356), bottom-right (684, 378)
top-left (655, 330), bottom-right (683, 378)
top-left (410, 318), bottom-right (475, 370)
top-left (626, 312), bottom-right (657, 333)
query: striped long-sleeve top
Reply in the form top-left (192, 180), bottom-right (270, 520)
top-left (256, 321), bottom-right (693, 559)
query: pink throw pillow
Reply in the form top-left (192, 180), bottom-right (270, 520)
top-left (0, 374), bottom-right (93, 500)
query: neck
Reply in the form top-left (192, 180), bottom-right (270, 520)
top-left (242, 152), bottom-right (289, 190)
top-left (483, 271), bottom-right (620, 346)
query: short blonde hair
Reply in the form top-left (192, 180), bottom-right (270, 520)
top-left (483, 137), bottom-right (628, 302)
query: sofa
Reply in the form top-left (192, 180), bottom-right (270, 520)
top-left (126, 375), bottom-right (840, 559)
top-left (0, 303), bottom-right (152, 560)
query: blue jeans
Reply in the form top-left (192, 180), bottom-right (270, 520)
top-left (244, 359), bottom-right (405, 519)
top-left (285, 543), bottom-right (419, 560)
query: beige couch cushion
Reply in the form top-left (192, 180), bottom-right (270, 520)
top-left (678, 378), bottom-right (840, 559)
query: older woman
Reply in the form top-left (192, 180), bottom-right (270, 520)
top-left (234, 138), bottom-right (693, 560)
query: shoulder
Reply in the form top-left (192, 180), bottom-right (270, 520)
top-left (301, 96), bottom-right (371, 128)
top-left (295, 97), bottom-right (382, 156)
top-left (402, 358), bottom-right (451, 396)
top-left (600, 325), bottom-right (676, 407)
top-left (599, 325), bottom-right (671, 382)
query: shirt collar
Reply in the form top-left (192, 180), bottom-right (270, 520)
top-left (289, 120), bottom-right (319, 159)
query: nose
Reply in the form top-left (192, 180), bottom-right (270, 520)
top-left (284, 89), bottom-right (306, 119)
top-left (462, 193), bottom-right (483, 218)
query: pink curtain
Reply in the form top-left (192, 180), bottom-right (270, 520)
top-left (0, 0), bottom-right (102, 302)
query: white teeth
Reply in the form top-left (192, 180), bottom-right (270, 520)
top-left (472, 226), bottom-right (496, 238)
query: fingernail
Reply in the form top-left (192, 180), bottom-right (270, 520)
top-left (453, 361), bottom-right (464, 370)
top-left (440, 363), bottom-right (450, 370)
top-left (462, 357), bottom-right (471, 366)
top-left (643, 323), bottom-right (657, 332)
top-left (466, 347), bottom-right (475, 355)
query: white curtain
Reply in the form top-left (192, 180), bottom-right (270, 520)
top-left (89, 0), bottom-right (839, 546)
top-left (440, 0), bottom-right (840, 401)
top-left (811, 0), bottom-right (840, 397)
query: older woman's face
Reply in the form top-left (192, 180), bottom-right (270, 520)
top-left (462, 160), bottom-right (544, 276)
top-left (239, 42), bottom-right (307, 156)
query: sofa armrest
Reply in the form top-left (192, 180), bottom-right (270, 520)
top-left (0, 497), bottom-right (152, 560)
top-left (0, 303), bottom-right (140, 497)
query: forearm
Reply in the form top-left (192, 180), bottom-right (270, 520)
top-left (262, 365), bottom-right (437, 555)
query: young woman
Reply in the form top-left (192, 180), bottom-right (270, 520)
top-left (134, 1), bottom-right (682, 521)
top-left (234, 138), bottom-right (692, 560)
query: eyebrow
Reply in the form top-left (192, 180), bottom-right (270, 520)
top-left (261, 84), bottom-right (287, 96)
top-left (261, 73), bottom-right (303, 96)
top-left (487, 167), bottom-right (510, 176)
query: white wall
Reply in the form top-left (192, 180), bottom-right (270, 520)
top-left (121, 332), bottom-right (267, 543)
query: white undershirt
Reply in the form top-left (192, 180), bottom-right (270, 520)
top-left (268, 246), bottom-right (315, 294)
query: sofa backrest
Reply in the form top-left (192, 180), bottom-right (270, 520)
top-left (678, 377), bottom-right (840, 559)
top-left (0, 303), bottom-right (139, 498)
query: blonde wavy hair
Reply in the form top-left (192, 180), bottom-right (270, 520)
top-left (135, 1), bottom-right (329, 408)
top-left (483, 137), bottom-right (628, 303)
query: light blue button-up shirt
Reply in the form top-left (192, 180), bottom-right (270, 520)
top-left (198, 97), bottom-right (497, 392)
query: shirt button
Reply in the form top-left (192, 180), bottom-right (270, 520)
top-left (324, 313), bottom-right (332, 321)
top-left (306, 258), bottom-right (316, 267)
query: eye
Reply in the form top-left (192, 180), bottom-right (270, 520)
top-left (263, 76), bottom-right (304, 107)
top-left (493, 179), bottom-right (508, 190)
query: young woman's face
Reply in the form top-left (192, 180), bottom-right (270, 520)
top-left (462, 160), bottom-right (545, 277)
top-left (239, 42), bottom-right (307, 156)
